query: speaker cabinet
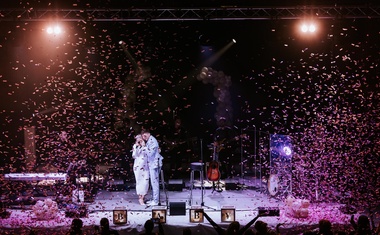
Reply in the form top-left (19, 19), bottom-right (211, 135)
top-left (225, 179), bottom-right (238, 190)
top-left (169, 202), bottom-right (186, 216)
top-left (168, 179), bottom-right (184, 191)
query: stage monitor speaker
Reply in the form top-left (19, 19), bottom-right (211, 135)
top-left (168, 179), bottom-right (183, 191)
top-left (225, 179), bottom-right (239, 190)
top-left (169, 202), bottom-right (186, 216)
top-left (258, 207), bottom-right (280, 216)
top-left (108, 179), bottom-right (125, 191)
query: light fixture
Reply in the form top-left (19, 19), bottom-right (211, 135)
top-left (46, 25), bottom-right (63, 35)
top-left (300, 22), bottom-right (317, 33)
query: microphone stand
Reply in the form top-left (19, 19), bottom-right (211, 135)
top-left (157, 157), bottom-right (161, 206)
top-left (200, 139), bottom-right (204, 206)
top-left (199, 138), bottom-right (216, 210)
top-left (157, 154), bottom-right (168, 206)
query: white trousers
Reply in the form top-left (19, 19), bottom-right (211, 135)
top-left (149, 166), bottom-right (161, 203)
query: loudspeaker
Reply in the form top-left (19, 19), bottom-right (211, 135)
top-left (169, 202), bottom-right (186, 215)
top-left (168, 179), bottom-right (183, 191)
top-left (258, 207), bottom-right (280, 216)
top-left (108, 179), bottom-right (125, 191)
top-left (225, 179), bottom-right (238, 190)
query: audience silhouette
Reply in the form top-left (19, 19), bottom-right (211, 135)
top-left (66, 218), bottom-right (84, 235)
top-left (93, 217), bottom-right (119, 235)
top-left (203, 211), bottom-right (271, 235)
top-left (349, 215), bottom-right (372, 235)
top-left (183, 227), bottom-right (192, 235)
top-left (140, 219), bottom-right (164, 235)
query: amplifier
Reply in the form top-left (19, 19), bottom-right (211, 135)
top-left (168, 179), bottom-right (183, 191)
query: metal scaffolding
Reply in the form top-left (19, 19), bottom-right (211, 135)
top-left (0, 5), bottom-right (380, 22)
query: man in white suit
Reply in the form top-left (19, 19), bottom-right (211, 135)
top-left (141, 129), bottom-right (163, 206)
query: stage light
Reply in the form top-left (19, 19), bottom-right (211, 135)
top-left (301, 24), bottom-right (308, 33)
top-left (232, 39), bottom-right (236, 43)
top-left (53, 26), bottom-right (62, 34)
top-left (300, 22), bottom-right (317, 33)
top-left (309, 24), bottom-right (316, 32)
top-left (46, 25), bottom-right (63, 35)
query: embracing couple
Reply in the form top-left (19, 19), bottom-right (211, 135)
top-left (131, 130), bottom-right (163, 206)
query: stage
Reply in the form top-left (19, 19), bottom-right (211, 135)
top-left (0, 176), bottom-right (362, 235)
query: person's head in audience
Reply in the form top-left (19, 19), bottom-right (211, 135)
top-left (183, 227), bottom-right (192, 235)
top-left (226, 221), bottom-right (241, 234)
top-left (255, 220), bottom-right (268, 234)
top-left (318, 219), bottom-right (333, 235)
top-left (144, 219), bottom-right (155, 233)
top-left (357, 215), bottom-right (371, 232)
top-left (70, 218), bottom-right (83, 234)
top-left (100, 217), bottom-right (110, 231)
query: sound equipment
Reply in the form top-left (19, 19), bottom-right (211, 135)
top-left (107, 179), bottom-right (125, 191)
top-left (225, 179), bottom-right (239, 190)
top-left (168, 179), bottom-right (184, 191)
top-left (169, 202), bottom-right (186, 216)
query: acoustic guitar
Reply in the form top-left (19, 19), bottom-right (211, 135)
top-left (206, 143), bottom-right (221, 182)
top-left (206, 160), bottom-right (221, 181)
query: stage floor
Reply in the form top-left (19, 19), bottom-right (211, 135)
top-left (0, 177), bottom-right (364, 235)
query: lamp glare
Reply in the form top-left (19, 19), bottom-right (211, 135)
top-left (301, 24), bottom-right (308, 33)
top-left (309, 24), bottom-right (316, 33)
top-left (47, 27), bottom-right (53, 34)
top-left (53, 26), bottom-right (62, 34)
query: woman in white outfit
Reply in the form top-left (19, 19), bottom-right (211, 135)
top-left (132, 134), bottom-right (150, 205)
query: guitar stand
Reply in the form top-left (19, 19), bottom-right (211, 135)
top-left (211, 180), bottom-right (223, 193)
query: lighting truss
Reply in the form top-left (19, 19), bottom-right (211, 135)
top-left (0, 6), bottom-right (379, 22)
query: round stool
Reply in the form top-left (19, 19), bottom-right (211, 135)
top-left (191, 162), bottom-right (204, 171)
top-left (189, 162), bottom-right (204, 206)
